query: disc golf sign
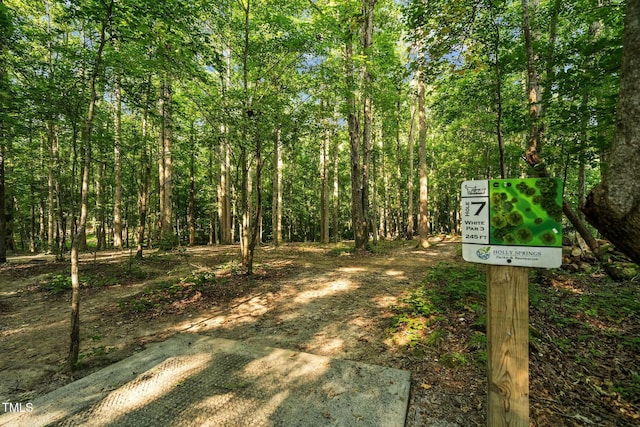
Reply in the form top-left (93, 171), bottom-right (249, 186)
top-left (461, 178), bottom-right (563, 268)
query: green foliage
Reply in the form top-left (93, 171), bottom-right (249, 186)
top-left (440, 352), bottom-right (468, 368)
top-left (41, 274), bottom-right (72, 294)
top-left (118, 271), bottom-right (223, 313)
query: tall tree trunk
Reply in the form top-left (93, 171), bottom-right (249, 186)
top-left (135, 80), bottom-right (151, 259)
top-left (372, 132), bottom-right (379, 244)
top-left (583, 0), bottom-right (640, 265)
top-left (406, 99), bottom-right (416, 239)
top-left (209, 139), bottom-right (216, 245)
top-left (332, 129), bottom-right (340, 243)
top-left (188, 123), bottom-right (196, 246)
top-left (112, 77), bottom-right (123, 250)
top-left (240, 146), bottom-right (250, 268)
top-left (395, 95), bottom-right (404, 238)
top-left (158, 76), bottom-right (174, 249)
top-left (346, 36), bottom-right (365, 250)
top-left (239, 0), bottom-right (253, 271)
top-left (95, 160), bottom-right (105, 250)
top-left (272, 128), bottom-right (283, 245)
top-left (489, 3), bottom-right (506, 179)
top-left (69, 0), bottom-right (112, 370)
top-left (219, 142), bottom-right (232, 244)
top-left (29, 186), bottom-right (36, 253)
top-left (219, 48), bottom-right (232, 245)
top-left (47, 121), bottom-right (55, 252)
top-left (522, 0), bottom-right (601, 259)
top-left (247, 133), bottom-right (262, 274)
top-left (0, 138), bottom-right (5, 263)
top-left (320, 107), bottom-right (330, 244)
top-left (361, 0), bottom-right (376, 244)
top-left (522, 0), bottom-right (543, 167)
top-left (136, 148), bottom-right (150, 259)
top-left (0, 0), bottom-right (5, 262)
top-left (417, 71), bottom-right (429, 248)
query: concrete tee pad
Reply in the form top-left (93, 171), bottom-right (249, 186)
top-left (1, 334), bottom-right (410, 426)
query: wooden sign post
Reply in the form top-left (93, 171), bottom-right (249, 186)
top-left (487, 265), bottom-right (529, 426)
top-left (461, 178), bottom-right (563, 426)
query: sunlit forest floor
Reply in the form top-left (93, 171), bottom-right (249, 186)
top-left (1, 239), bottom-right (638, 426)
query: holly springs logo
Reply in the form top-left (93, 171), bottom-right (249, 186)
top-left (476, 246), bottom-right (491, 260)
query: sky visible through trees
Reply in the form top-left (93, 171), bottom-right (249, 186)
top-left (0, 0), bottom-right (632, 364)
top-left (0, 0), bottom-right (624, 258)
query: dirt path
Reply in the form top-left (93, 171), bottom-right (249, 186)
top-left (1, 239), bottom-right (477, 425)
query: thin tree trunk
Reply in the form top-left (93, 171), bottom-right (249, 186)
top-left (320, 107), bottom-right (330, 244)
top-left (346, 36), bottom-right (365, 250)
top-left (247, 133), bottom-right (262, 274)
top-left (417, 70), bottom-right (429, 248)
top-left (47, 122), bottom-right (55, 252)
top-left (136, 80), bottom-right (151, 259)
top-left (395, 95), bottom-right (404, 238)
top-left (210, 139), bottom-right (216, 245)
top-left (188, 123), bottom-right (196, 246)
top-left (372, 132), bottom-right (379, 244)
top-left (489, 4), bottom-right (506, 179)
top-left (112, 77), bottom-right (123, 250)
top-left (522, 0), bottom-right (543, 167)
top-left (406, 97), bottom-right (416, 239)
top-left (332, 127), bottom-right (339, 243)
top-left (219, 48), bottom-right (232, 245)
top-left (272, 128), bottom-right (283, 245)
top-left (158, 76), bottom-right (174, 249)
top-left (240, 0), bottom-right (252, 270)
top-left (0, 139), bottom-right (5, 263)
top-left (521, 0), bottom-right (601, 260)
top-left (70, 0), bottom-right (112, 370)
top-left (29, 186), bottom-right (36, 253)
top-left (51, 125), bottom-right (65, 260)
top-left (96, 160), bottom-right (105, 250)
top-left (361, 0), bottom-right (376, 245)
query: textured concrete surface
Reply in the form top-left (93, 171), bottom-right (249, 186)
top-left (0, 334), bottom-right (410, 426)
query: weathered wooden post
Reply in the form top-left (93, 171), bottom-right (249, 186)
top-left (486, 265), bottom-right (529, 426)
top-left (461, 178), bottom-right (562, 426)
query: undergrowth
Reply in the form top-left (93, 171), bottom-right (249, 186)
top-left (389, 262), bottom-right (487, 367)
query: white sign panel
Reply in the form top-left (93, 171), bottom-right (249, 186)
top-left (461, 179), bottom-right (563, 269)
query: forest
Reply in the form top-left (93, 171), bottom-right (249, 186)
top-left (1, 0), bottom-right (640, 425)
top-left (1, 0), bottom-right (635, 265)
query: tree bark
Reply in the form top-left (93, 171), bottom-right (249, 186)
top-left (135, 80), bottom-right (151, 259)
top-left (395, 95), bottom-right (404, 238)
top-left (583, 0), bottom-right (640, 265)
top-left (522, 0), bottom-right (543, 167)
top-left (112, 77), bottom-right (123, 250)
top-left (219, 48), bottom-right (232, 245)
top-left (489, 3), bottom-right (506, 179)
top-left (70, 0), bottom-right (112, 370)
top-left (47, 121), bottom-right (55, 252)
top-left (406, 98), bottom-right (416, 239)
top-left (0, 139), bottom-right (5, 263)
top-left (158, 75), bottom-right (174, 249)
top-left (320, 105), bottom-right (330, 244)
top-left (332, 126), bottom-right (340, 243)
top-left (361, 0), bottom-right (376, 245)
top-left (188, 125), bottom-right (196, 246)
top-left (346, 34), bottom-right (365, 250)
top-left (272, 128), bottom-right (283, 245)
top-left (417, 70), bottom-right (429, 248)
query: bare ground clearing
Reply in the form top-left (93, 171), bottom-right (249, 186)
top-left (1, 239), bottom-right (638, 426)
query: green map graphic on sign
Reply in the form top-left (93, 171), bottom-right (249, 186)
top-left (489, 178), bottom-right (562, 247)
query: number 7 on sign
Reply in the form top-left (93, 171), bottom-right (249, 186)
top-left (471, 201), bottom-right (486, 216)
